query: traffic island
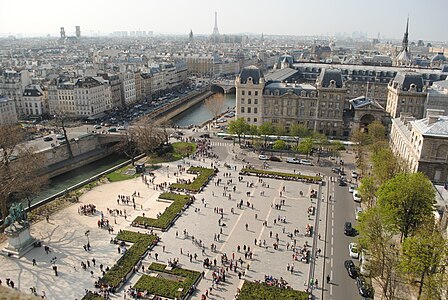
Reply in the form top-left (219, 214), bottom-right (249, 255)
top-left (239, 168), bottom-right (321, 183)
top-left (132, 262), bottom-right (202, 300)
top-left (132, 193), bottom-right (194, 231)
top-left (237, 280), bottom-right (309, 300)
top-left (169, 166), bottom-right (217, 193)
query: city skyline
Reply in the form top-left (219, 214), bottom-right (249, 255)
top-left (0, 0), bottom-right (447, 41)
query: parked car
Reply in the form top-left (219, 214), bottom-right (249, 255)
top-left (349, 242), bottom-right (359, 259)
top-left (344, 260), bottom-right (358, 279)
top-left (300, 159), bottom-right (312, 165)
top-left (199, 134), bottom-right (210, 138)
top-left (356, 276), bottom-right (374, 298)
top-left (286, 157), bottom-right (301, 164)
top-left (223, 136), bottom-right (234, 140)
top-left (349, 184), bottom-right (356, 193)
top-left (94, 125), bottom-right (102, 129)
top-left (269, 156), bottom-right (282, 162)
top-left (344, 222), bottom-right (353, 236)
top-left (352, 171), bottom-right (358, 179)
top-left (259, 155), bottom-right (269, 160)
top-left (332, 167), bottom-right (342, 173)
top-left (43, 136), bottom-right (53, 142)
top-left (56, 134), bottom-right (65, 140)
top-left (108, 127), bottom-right (117, 132)
top-left (353, 190), bottom-right (361, 202)
top-left (117, 126), bottom-right (126, 130)
top-left (355, 207), bottom-right (363, 220)
top-left (339, 179), bottom-right (347, 186)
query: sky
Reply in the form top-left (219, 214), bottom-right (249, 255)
top-left (0, 0), bottom-right (446, 41)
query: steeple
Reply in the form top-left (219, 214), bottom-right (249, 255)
top-left (189, 29), bottom-right (193, 41)
top-left (212, 11), bottom-right (220, 35)
top-left (402, 17), bottom-right (409, 51)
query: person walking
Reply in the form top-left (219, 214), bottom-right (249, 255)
top-left (326, 274), bottom-right (330, 284)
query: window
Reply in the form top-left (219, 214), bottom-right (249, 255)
top-left (248, 99), bottom-right (252, 104)
top-left (255, 91), bottom-right (258, 96)
top-left (241, 107), bottom-right (245, 113)
top-left (241, 99), bottom-right (245, 104)
top-left (248, 91), bottom-right (252, 96)
top-left (254, 99), bottom-right (258, 104)
top-left (248, 107), bottom-right (251, 113)
top-left (247, 118), bottom-right (251, 122)
top-left (254, 107), bottom-right (258, 113)
top-left (242, 91), bottom-right (245, 96)
top-left (254, 118), bottom-right (258, 123)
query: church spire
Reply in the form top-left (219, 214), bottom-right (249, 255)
top-left (402, 17), bottom-right (409, 51)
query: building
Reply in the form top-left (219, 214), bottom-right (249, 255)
top-left (98, 73), bottom-right (122, 108)
top-left (134, 71), bottom-right (142, 102)
top-left (0, 96), bottom-right (18, 125)
top-left (120, 71), bottom-right (136, 106)
top-left (74, 77), bottom-right (109, 118)
top-left (235, 66), bottom-right (265, 126)
top-left (386, 72), bottom-right (427, 119)
top-left (23, 85), bottom-right (47, 116)
top-left (394, 18), bottom-right (412, 66)
top-left (0, 70), bottom-right (32, 117)
top-left (425, 79), bottom-right (448, 116)
top-left (390, 110), bottom-right (448, 183)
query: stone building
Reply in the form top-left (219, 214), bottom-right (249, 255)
top-left (23, 85), bottom-right (47, 117)
top-left (390, 109), bottom-right (448, 183)
top-left (0, 96), bottom-right (18, 125)
top-left (235, 66), bottom-right (265, 126)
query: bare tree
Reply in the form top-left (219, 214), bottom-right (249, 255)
top-left (52, 112), bottom-right (74, 159)
top-left (0, 125), bottom-right (48, 224)
top-left (129, 118), bottom-right (165, 156)
top-left (204, 93), bottom-right (226, 120)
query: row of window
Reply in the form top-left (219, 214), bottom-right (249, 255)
top-left (240, 98), bottom-right (258, 105)
top-left (241, 90), bottom-right (259, 96)
top-left (240, 107), bottom-right (258, 114)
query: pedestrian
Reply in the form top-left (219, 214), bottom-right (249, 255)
top-left (92, 258), bottom-right (96, 266)
top-left (32, 259), bottom-right (37, 266)
top-left (46, 215), bottom-right (49, 223)
top-left (326, 275), bottom-right (330, 284)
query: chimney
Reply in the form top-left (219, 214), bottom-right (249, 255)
top-left (427, 109), bottom-right (444, 125)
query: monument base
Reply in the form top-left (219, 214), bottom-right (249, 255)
top-left (2, 221), bottom-right (37, 258)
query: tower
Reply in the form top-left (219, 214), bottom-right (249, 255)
top-left (189, 29), bottom-right (193, 42)
top-left (212, 12), bottom-right (220, 35)
top-left (401, 17), bottom-right (409, 52)
top-left (60, 27), bottom-right (66, 39)
top-left (394, 17), bottom-right (412, 66)
top-left (76, 26), bottom-right (81, 38)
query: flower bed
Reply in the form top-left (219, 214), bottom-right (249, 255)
top-left (169, 166), bottom-right (216, 193)
top-left (240, 168), bottom-right (321, 182)
top-left (133, 262), bottom-right (201, 299)
top-left (238, 281), bottom-right (308, 300)
top-left (98, 231), bottom-right (158, 290)
top-left (132, 193), bottom-right (193, 230)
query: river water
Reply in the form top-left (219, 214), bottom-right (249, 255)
top-left (171, 93), bottom-right (236, 127)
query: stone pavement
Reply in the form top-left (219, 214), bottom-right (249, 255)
top-left (0, 141), bottom-right (329, 300)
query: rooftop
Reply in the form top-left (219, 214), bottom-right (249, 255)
top-left (413, 115), bottom-right (448, 138)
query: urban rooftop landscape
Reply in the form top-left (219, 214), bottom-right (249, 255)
top-left (0, 1), bottom-right (448, 300)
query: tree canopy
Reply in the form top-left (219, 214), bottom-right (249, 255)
top-left (228, 118), bottom-right (250, 144)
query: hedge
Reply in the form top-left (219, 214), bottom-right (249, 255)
top-left (169, 166), bottom-right (216, 193)
top-left (133, 262), bottom-right (201, 299)
top-left (238, 280), bottom-right (309, 300)
top-left (240, 168), bottom-right (321, 182)
top-left (132, 193), bottom-right (193, 230)
top-left (98, 231), bottom-right (158, 289)
top-left (81, 291), bottom-right (103, 300)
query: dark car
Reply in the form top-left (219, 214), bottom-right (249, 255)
top-left (344, 222), bottom-right (353, 236)
top-left (269, 156), bottom-right (282, 162)
top-left (339, 179), bottom-right (347, 186)
top-left (332, 167), bottom-right (342, 173)
top-left (344, 260), bottom-right (358, 279)
top-left (356, 277), bottom-right (374, 298)
top-left (223, 136), bottom-right (234, 140)
top-left (199, 134), bottom-right (210, 138)
top-left (43, 136), bottom-right (53, 142)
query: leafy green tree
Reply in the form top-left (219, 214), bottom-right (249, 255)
top-left (274, 124), bottom-right (287, 138)
top-left (371, 148), bottom-right (400, 185)
top-left (228, 118), bottom-right (250, 145)
top-left (289, 123), bottom-right (310, 146)
top-left (351, 130), bottom-right (370, 174)
top-left (376, 172), bottom-right (436, 241)
top-left (273, 140), bottom-right (287, 157)
top-left (258, 122), bottom-right (275, 147)
top-left (297, 137), bottom-right (314, 157)
top-left (248, 124), bottom-right (259, 145)
top-left (358, 175), bottom-right (377, 208)
top-left (368, 120), bottom-right (387, 144)
top-left (400, 225), bottom-right (447, 299)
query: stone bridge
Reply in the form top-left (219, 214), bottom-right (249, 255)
top-left (210, 79), bottom-right (236, 94)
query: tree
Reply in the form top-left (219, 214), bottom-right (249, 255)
top-left (228, 118), bottom-right (250, 145)
top-left (258, 122), bottom-right (275, 147)
top-left (371, 148), bottom-right (400, 185)
top-left (289, 123), bottom-right (310, 146)
top-left (400, 225), bottom-right (447, 299)
top-left (368, 120), bottom-right (387, 144)
top-left (358, 175), bottom-right (377, 208)
top-left (0, 125), bottom-right (48, 222)
top-left (119, 130), bottom-right (140, 166)
top-left (297, 137), bottom-right (314, 157)
top-left (351, 130), bottom-right (370, 175)
top-left (204, 93), bottom-right (225, 120)
top-left (52, 113), bottom-right (74, 159)
top-left (247, 124), bottom-right (259, 145)
top-left (129, 118), bottom-right (165, 156)
top-left (376, 172), bottom-right (436, 241)
top-left (274, 124), bottom-right (287, 138)
top-left (273, 140), bottom-right (286, 157)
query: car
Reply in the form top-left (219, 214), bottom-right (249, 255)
top-left (344, 222), bottom-right (353, 235)
top-left (344, 260), bottom-right (359, 279)
top-left (216, 118), bottom-right (226, 123)
top-left (43, 136), bottom-right (53, 142)
top-left (286, 157), bottom-right (301, 164)
top-left (352, 171), bottom-right (358, 179)
top-left (94, 125), bottom-right (102, 129)
top-left (355, 207), bottom-right (363, 220)
top-left (117, 126), bottom-right (126, 130)
top-left (353, 190), bottom-right (361, 202)
top-left (223, 136), bottom-right (234, 140)
top-left (332, 167), bottom-right (342, 173)
top-left (359, 250), bottom-right (372, 276)
top-left (356, 277), bottom-right (374, 298)
top-left (199, 134), bottom-right (210, 138)
top-left (258, 155), bottom-right (269, 160)
top-left (300, 159), bottom-right (312, 165)
top-left (108, 127), bottom-right (117, 132)
top-left (269, 156), bottom-right (282, 162)
top-left (56, 134), bottom-right (65, 140)
top-left (349, 184), bottom-right (356, 193)
top-left (339, 179), bottom-right (347, 186)
top-left (349, 242), bottom-right (359, 259)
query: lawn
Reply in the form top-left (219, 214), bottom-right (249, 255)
top-left (133, 262), bottom-right (201, 299)
top-left (146, 142), bottom-right (196, 164)
top-left (169, 166), bottom-right (216, 193)
top-left (98, 231), bottom-right (158, 289)
top-left (240, 167), bottom-right (321, 182)
top-left (81, 291), bottom-right (104, 300)
top-left (238, 280), bottom-right (309, 300)
top-left (132, 193), bottom-right (193, 230)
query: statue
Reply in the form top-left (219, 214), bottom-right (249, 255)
top-left (4, 203), bottom-right (26, 227)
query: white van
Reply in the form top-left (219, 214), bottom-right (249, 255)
top-left (355, 207), bottom-right (363, 220)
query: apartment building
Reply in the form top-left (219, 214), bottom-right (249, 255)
top-left (0, 70), bottom-right (32, 116)
top-left (23, 85), bottom-right (47, 116)
top-left (0, 96), bottom-right (18, 125)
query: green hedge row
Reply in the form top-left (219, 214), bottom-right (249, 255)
top-left (81, 291), bottom-right (103, 300)
top-left (169, 166), bottom-right (216, 193)
top-left (133, 262), bottom-right (201, 299)
top-left (98, 231), bottom-right (158, 289)
top-left (238, 280), bottom-right (309, 300)
top-left (240, 168), bottom-right (321, 181)
top-left (132, 193), bottom-right (193, 230)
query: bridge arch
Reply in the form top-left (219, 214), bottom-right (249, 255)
top-left (227, 87), bottom-right (236, 94)
top-left (210, 84), bottom-right (225, 93)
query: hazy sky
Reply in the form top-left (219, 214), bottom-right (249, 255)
top-left (0, 0), bottom-right (446, 41)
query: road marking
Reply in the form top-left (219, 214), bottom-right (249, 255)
top-left (256, 197), bottom-right (278, 243)
top-left (331, 246), bottom-right (334, 256)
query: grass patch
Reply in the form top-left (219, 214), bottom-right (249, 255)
top-left (146, 142), bottom-right (196, 164)
top-left (81, 291), bottom-right (104, 300)
top-left (238, 280), bottom-right (309, 300)
top-left (99, 231), bottom-right (158, 289)
top-left (240, 168), bottom-right (321, 182)
top-left (133, 262), bottom-right (201, 299)
top-left (170, 166), bottom-right (216, 193)
top-left (132, 193), bottom-right (193, 230)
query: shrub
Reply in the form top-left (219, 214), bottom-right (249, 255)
top-left (169, 166), bottom-right (216, 193)
top-left (240, 168), bottom-right (321, 182)
top-left (238, 281), bottom-right (308, 300)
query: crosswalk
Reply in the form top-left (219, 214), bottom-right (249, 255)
top-left (209, 141), bottom-right (233, 147)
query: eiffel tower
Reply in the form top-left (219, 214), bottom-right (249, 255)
top-left (212, 11), bottom-right (220, 36)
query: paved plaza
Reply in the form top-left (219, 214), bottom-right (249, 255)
top-left (0, 141), bottom-right (329, 300)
